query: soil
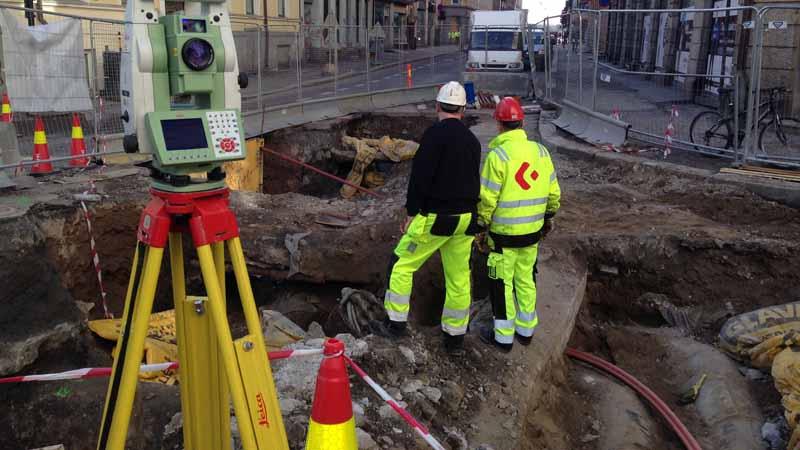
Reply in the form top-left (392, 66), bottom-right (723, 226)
top-left (1, 109), bottom-right (800, 449)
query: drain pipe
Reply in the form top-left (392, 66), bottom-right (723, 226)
top-left (565, 348), bottom-right (703, 450)
top-left (261, 146), bottom-right (384, 198)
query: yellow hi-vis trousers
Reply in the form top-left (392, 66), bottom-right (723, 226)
top-left (487, 244), bottom-right (539, 344)
top-left (385, 212), bottom-right (475, 336)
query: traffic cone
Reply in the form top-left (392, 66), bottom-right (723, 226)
top-left (70, 113), bottom-right (89, 167)
top-left (1, 93), bottom-right (11, 123)
top-left (31, 116), bottom-right (53, 175)
top-left (305, 338), bottom-right (357, 450)
top-left (406, 63), bottom-right (413, 88)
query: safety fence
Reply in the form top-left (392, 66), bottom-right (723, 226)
top-left (0, 6), bottom-right (126, 162)
top-left (0, 4), bottom-right (469, 164)
top-left (535, 6), bottom-right (800, 169)
top-left (234, 20), bottom-right (468, 118)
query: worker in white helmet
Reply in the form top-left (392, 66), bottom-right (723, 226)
top-left (378, 81), bottom-right (481, 355)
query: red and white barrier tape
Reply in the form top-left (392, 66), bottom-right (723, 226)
top-left (344, 355), bottom-right (446, 450)
top-left (79, 180), bottom-right (112, 319)
top-left (664, 105), bottom-right (679, 159)
top-left (0, 347), bottom-right (324, 384)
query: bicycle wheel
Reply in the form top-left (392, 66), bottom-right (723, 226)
top-left (759, 117), bottom-right (800, 158)
top-left (689, 111), bottom-right (732, 152)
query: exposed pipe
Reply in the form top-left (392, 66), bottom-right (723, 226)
top-left (565, 348), bottom-right (703, 450)
top-left (260, 146), bottom-right (384, 198)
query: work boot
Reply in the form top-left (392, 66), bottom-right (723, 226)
top-left (515, 332), bottom-right (533, 346)
top-left (443, 332), bottom-right (465, 357)
top-left (479, 326), bottom-right (513, 353)
top-left (370, 318), bottom-right (408, 339)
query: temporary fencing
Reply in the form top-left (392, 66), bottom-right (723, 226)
top-left (536, 5), bottom-right (800, 169)
top-left (238, 20), bottom-right (468, 110)
top-left (0, 5), bottom-right (125, 167)
top-left (1, 4), bottom-right (468, 169)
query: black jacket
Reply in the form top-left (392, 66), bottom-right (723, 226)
top-left (405, 118), bottom-right (481, 216)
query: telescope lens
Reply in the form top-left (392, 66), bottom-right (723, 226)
top-left (182, 38), bottom-right (214, 71)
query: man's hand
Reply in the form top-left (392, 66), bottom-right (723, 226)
top-left (401, 216), bottom-right (414, 234)
top-left (474, 232), bottom-right (490, 254)
top-left (541, 218), bottom-right (554, 238)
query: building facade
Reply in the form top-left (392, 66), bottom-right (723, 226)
top-left (597, 0), bottom-right (800, 114)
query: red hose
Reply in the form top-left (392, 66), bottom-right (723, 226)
top-left (261, 146), bottom-right (384, 198)
top-left (565, 348), bottom-right (703, 450)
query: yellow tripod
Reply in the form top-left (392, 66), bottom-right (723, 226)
top-left (96, 187), bottom-right (289, 450)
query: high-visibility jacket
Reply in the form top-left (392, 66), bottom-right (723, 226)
top-left (478, 129), bottom-right (561, 246)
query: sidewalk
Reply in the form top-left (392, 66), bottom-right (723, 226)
top-left (243, 45), bottom-right (460, 98)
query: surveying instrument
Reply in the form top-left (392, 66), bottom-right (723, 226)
top-left (96, 0), bottom-right (289, 447)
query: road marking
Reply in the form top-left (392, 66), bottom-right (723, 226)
top-left (355, 83), bottom-right (365, 87)
top-left (320, 91), bottom-right (333, 96)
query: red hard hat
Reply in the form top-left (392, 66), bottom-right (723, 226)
top-left (494, 97), bottom-right (524, 122)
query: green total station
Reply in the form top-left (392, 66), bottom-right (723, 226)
top-left (120, 0), bottom-right (248, 192)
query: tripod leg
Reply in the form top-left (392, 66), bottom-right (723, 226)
top-left (172, 234), bottom-right (231, 450)
top-left (227, 237), bottom-right (290, 449)
top-left (196, 244), bottom-right (262, 450)
top-left (97, 243), bottom-right (164, 450)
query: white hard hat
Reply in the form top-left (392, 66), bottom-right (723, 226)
top-left (436, 81), bottom-right (467, 107)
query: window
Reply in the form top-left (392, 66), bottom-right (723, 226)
top-left (246, 0), bottom-right (254, 15)
top-left (279, 0), bottom-right (286, 17)
top-left (470, 31), bottom-right (520, 50)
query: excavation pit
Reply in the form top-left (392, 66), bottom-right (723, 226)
top-left (1, 109), bottom-right (800, 450)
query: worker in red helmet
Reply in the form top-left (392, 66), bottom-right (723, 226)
top-left (477, 96), bottom-right (561, 352)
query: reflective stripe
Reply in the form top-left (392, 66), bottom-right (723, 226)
top-left (491, 213), bottom-right (546, 225)
top-left (517, 310), bottom-right (537, 322)
top-left (515, 325), bottom-right (535, 337)
top-left (496, 197), bottom-right (547, 209)
top-left (481, 177), bottom-right (501, 191)
top-left (387, 310), bottom-right (409, 321)
top-left (442, 323), bottom-right (468, 336)
top-left (550, 172), bottom-right (557, 182)
top-left (494, 331), bottom-right (514, 344)
top-left (385, 291), bottom-right (410, 306)
top-left (442, 307), bottom-right (469, 320)
top-left (494, 319), bottom-right (515, 330)
top-left (492, 146), bottom-right (510, 162)
top-left (538, 144), bottom-right (548, 157)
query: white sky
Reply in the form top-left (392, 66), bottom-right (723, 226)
top-left (523, 0), bottom-right (566, 24)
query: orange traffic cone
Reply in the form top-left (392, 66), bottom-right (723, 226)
top-left (406, 63), bottom-right (413, 88)
top-left (70, 113), bottom-right (89, 167)
top-left (1, 93), bottom-right (11, 123)
top-left (305, 339), bottom-right (357, 450)
top-left (31, 116), bottom-right (53, 175)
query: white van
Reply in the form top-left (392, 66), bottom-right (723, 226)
top-left (465, 10), bottom-right (529, 73)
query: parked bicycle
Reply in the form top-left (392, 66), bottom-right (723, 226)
top-left (689, 87), bottom-right (800, 157)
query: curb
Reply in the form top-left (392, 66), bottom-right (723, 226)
top-left (250, 50), bottom-right (459, 98)
top-left (538, 111), bottom-right (800, 209)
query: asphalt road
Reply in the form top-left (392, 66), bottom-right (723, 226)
top-left (243, 52), bottom-right (466, 110)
